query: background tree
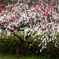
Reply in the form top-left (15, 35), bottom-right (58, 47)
top-left (0, 1), bottom-right (59, 59)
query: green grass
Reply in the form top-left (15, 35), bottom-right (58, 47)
top-left (0, 52), bottom-right (50, 59)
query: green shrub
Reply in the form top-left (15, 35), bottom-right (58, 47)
top-left (0, 35), bottom-right (19, 53)
top-left (0, 35), bottom-right (59, 58)
top-left (42, 41), bottom-right (59, 58)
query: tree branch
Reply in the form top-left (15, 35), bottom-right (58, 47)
top-left (1, 25), bottom-right (24, 42)
top-left (25, 32), bottom-right (32, 40)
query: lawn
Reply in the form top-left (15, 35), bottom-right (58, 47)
top-left (0, 52), bottom-right (50, 59)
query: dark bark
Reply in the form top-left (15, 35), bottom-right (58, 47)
top-left (15, 32), bottom-right (31, 59)
top-left (25, 34), bottom-right (31, 40)
top-left (13, 32), bottom-right (24, 59)
top-left (16, 45), bottom-right (20, 59)
top-left (16, 40), bottom-right (22, 59)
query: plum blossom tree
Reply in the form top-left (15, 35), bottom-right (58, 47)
top-left (0, 1), bottom-right (59, 59)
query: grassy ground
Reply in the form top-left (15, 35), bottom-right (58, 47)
top-left (0, 52), bottom-right (50, 59)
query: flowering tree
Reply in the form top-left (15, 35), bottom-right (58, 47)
top-left (0, 1), bottom-right (59, 59)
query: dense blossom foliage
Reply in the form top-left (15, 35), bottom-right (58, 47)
top-left (0, 1), bottom-right (59, 52)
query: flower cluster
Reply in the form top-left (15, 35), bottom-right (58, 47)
top-left (0, 1), bottom-right (59, 52)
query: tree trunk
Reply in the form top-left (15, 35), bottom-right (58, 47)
top-left (16, 45), bottom-right (20, 59)
top-left (16, 40), bottom-right (22, 59)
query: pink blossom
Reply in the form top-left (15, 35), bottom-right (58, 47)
top-left (49, 1), bottom-right (54, 5)
top-left (16, 3), bottom-right (19, 6)
top-left (20, 3), bottom-right (23, 5)
top-left (0, 13), bottom-right (2, 16)
top-left (36, 13), bottom-right (38, 16)
top-left (54, 13), bottom-right (56, 15)
top-left (35, 5), bottom-right (43, 10)
top-left (36, 5), bottom-right (39, 8)
top-left (50, 12), bottom-right (52, 15)
top-left (13, 17), bottom-right (15, 19)
top-left (13, 26), bottom-right (15, 31)
top-left (6, 7), bottom-right (9, 9)
top-left (2, 5), bottom-right (6, 7)
top-left (15, 5), bottom-right (17, 7)
top-left (20, 6), bottom-right (21, 8)
top-left (25, 23), bottom-right (27, 26)
top-left (6, 13), bottom-right (9, 15)
top-left (11, 16), bottom-right (13, 18)
top-left (51, 1), bottom-right (54, 3)
top-left (5, 19), bottom-right (7, 20)
top-left (48, 4), bottom-right (50, 7)
top-left (17, 12), bottom-right (19, 14)
top-left (38, 4), bottom-right (41, 7)
top-left (42, 24), bottom-right (44, 25)
top-left (44, 11), bottom-right (48, 16)
top-left (13, 8), bottom-right (15, 10)
top-left (34, 7), bottom-right (37, 10)
top-left (16, 16), bottom-right (19, 21)
top-left (20, 10), bottom-right (22, 12)
top-left (55, 2), bottom-right (58, 5)
top-left (0, 25), bottom-right (2, 27)
top-left (31, 19), bottom-right (32, 21)
top-left (13, 28), bottom-right (15, 31)
top-left (24, 11), bottom-right (25, 13)
top-left (30, 5), bottom-right (33, 7)
top-left (11, 10), bottom-right (13, 13)
top-left (0, 8), bottom-right (4, 11)
top-left (34, 7), bottom-right (38, 11)
top-left (40, 23), bottom-right (44, 26)
top-left (38, 4), bottom-right (43, 8)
